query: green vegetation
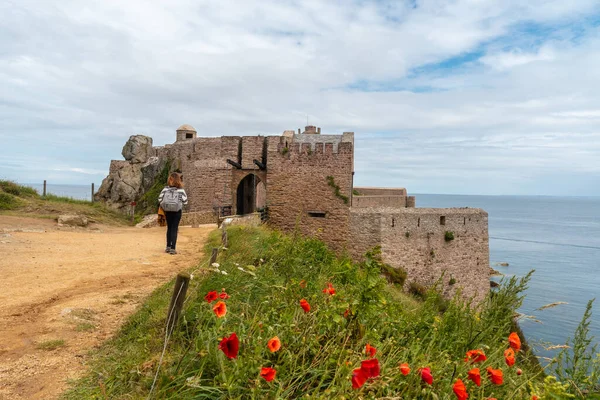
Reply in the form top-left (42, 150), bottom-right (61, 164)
top-left (445, 231), bottom-right (455, 241)
top-left (136, 160), bottom-right (172, 218)
top-left (449, 277), bottom-right (457, 286)
top-left (368, 246), bottom-right (407, 286)
top-left (326, 175), bottom-right (349, 204)
top-left (37, 339), bottom-right (66, 351)
top-left (63, 225), bottom-right (600, 399)
top-left (0, 180), bottom-right (130, 225)
top-left (352, 189), bottom-right (361, 196)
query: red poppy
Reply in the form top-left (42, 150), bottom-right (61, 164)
top-left (322, 282), bottom-right (336, 296)
top-left (360, 358), bottom-right (380, 378)
top-left (343, 309), bottom-right (350, 318)
top-left (532, 396), bottom-right (539, 400)
top-left (260, 367), bottom-right (276, 382)
top-left (420, 367), bottom-right (433, 385)
top-left (218, 332), bottom-right (239, 359)
top-left (453, 379), bottom-right (468, 400)
top-left (467, 368), bottom-right (481, 386)
top-left (352, 367), bottom-right (368, 389)
top-left (509, 332), bottom-right (521, 351)
top-left (204, 290), bottom-right (218, 303)
top-left (219, 290), bottom-right (230, 299)
top-left (464, 349), bottom-right (487, 363)
top-left (486, 367), bottom-right (503, 385)
top-left (365, 343), bottom-right (376, 357)
top-left (299, 280), bottom-right (307, 288)
top-left (213, 301), bottom-right (227, 318)
top-left (517, 368), bottom-right (523, 376)
top-left (300, 298), bottom-right (310, 313)
top-left (399, 363), bottom-right (410, 376)
top-left (267, 336), bottom-right (281, 353)
top-left (504, 348), bottom-right (516, 367)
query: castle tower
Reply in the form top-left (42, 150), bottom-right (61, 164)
top-left (176, 124), bottom-right (197, 142)
top-left (302, 125), bottom-right (321, 134)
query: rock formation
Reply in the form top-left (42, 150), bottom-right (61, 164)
top-left (95, 135), bottom-right (165, 211)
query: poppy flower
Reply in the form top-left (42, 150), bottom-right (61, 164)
top-left (219, 290), bottom-right (230, 299)
top-left (509, 332), bottom-right (521, 351)
top-left (365, 343), bottom-right (376, 357)
top-left (504, 348), bottom-right (516, 367)
top-left (532, 396), bottom-right (539, 400)
top-left (486, 367), bottom-right (503, 385)
top-left (467, 368), bottom-right (481, 386)
top-left (361, 358), bottom-right (380, 378)
top-left (399, 363), bottom-right (410, 376)
top-left (343, 309), bottom-right (350, 318)
top-left (267, 336), bottom-right (281, 353)
top-left (300, 298), bottom-right (311, 313)
top-left (299, 280), bottom-right (307, 288)
top-left (453, 379), bottom-right (468, 400)
top-left (517, 368), bottom-right (522, 376)
top-left (420, 367), bottom-right (433, 385)
top-left (260, 367), bottom-right (276, 382)
top-left (464, 349), bottom-right (487, 363)
top-left (352, 367), bottom-right (368, 389)
top-left (218, 332), bottom-right (239, 359)
top-left (322, 282), bottom-right (336, 296)
top-left (204, 290), bottom-right (218, 303)
top-left (213, 301), bottom-right (227, 318)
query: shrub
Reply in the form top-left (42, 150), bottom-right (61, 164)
top-left (0, 192), bottom-right (23, 210)
top-left (445, 231), bottom-right (455, 241)
top-left (0, 180), bottom-right (39, 197)
top-left (408, 281), bottom-right (427, 299)
top-left (136, 160), bottom-right (171, 217)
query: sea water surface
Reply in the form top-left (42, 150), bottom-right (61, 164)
top-left (417, 194), bottom-right (600, 362)
top-left (26, 183), bottom-right (95, 201)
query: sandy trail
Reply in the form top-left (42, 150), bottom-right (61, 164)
top-left (0, 216), bottom-right (214, 400)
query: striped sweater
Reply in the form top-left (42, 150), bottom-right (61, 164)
top-left (158, 186), bottom-right (188, 207)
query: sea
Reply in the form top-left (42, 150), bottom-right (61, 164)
top-left (416, 193), bottom-right (600, 364)
top-left (23, 184), bottom-right (600, 362)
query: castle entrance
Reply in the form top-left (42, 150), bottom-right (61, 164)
top-left (236, 174), bottom-right (265, 215)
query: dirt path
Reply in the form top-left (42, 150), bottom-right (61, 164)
top-left (0, 216), bottom-right (214, 400)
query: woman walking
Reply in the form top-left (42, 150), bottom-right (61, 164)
top-left (158, 172), bottom-right (188, 255)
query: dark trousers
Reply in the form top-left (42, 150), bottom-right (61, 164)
top-left (165, 210), bottom-right (182, 250)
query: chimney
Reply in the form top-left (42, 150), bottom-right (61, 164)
top-left (317, 127), bottom-right (321, 134)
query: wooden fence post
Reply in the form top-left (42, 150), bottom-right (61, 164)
top-left (166, 272), bottom-right (190, 335)
top-left (222, 230), bottom-right (228, 248)
top-left (209, 247), bottom-right (218, 265)
top-left (43, 180), bottom-right (46, 197)
top-left (91, 183), bottom-right (94, 203)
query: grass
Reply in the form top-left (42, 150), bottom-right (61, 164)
top-left (37, 339), bottom-right (66, 351)
top-left (75, 322), bottom-right (97, 332)
top-left (61, 225), bottom-right (598, 400)
top-left (0, 180), bottom-right (130, 226)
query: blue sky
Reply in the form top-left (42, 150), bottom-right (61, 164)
top-left (1, 0), bottom-right (599, 195)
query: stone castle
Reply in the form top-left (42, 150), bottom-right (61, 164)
top-left (96, 124), bottom-right (490, 302)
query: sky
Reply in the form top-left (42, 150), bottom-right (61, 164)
top-left (1, 0), bottom-right (599, 196)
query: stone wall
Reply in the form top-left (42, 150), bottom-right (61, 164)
top-left (265, 135), bottom-right (354, 251)
top-left (352, 195), bottom-right (408, 208)
top-left (354, 187), bottom-right (407, 196)
top-left (349, 207), bottom-right (489, 302)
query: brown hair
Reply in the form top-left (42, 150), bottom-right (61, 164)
top-left (167, 172), bottom-right (183, 188)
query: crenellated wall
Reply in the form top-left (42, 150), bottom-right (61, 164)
top-left (265, 135), bottom-right (354, 251)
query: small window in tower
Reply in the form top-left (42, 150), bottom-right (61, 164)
top-left (391, 217), bottom-right (395, 227)
top-left (308, 211), bottom-right (327, 218)
top-left (417, 217), bottom-right (420, 227)
top-left (186, 133), bottom-right (194, 139)
top-left (440, 216), bottom-right (446, 225)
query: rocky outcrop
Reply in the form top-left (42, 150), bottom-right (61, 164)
top-left (122, 135), bottom-right (153, 163)
top-left (95, 135), bottom-right (166, 212)
top-left (58, 214), bottom-right (88, 227)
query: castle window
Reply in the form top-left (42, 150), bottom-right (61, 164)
top-left (392, 217), bottom-right (395, 227)
top-left (463, 217), bottom-right (466, 225)
top-left (186, 133), bottom-right (194, 139)
top-left (440, 216), bottom-right (446, 225)
top-left (417, 217), bottom-right (420, 227)
top-left (308, 211), bottom-right (327, 218)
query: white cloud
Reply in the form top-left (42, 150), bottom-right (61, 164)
top-left (0, 0), bottom-right (599, 194)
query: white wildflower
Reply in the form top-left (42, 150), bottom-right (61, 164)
top-left (221, 270), bottom-right (228, 275)
top-left (211, 262), bottom-right (220, 268)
